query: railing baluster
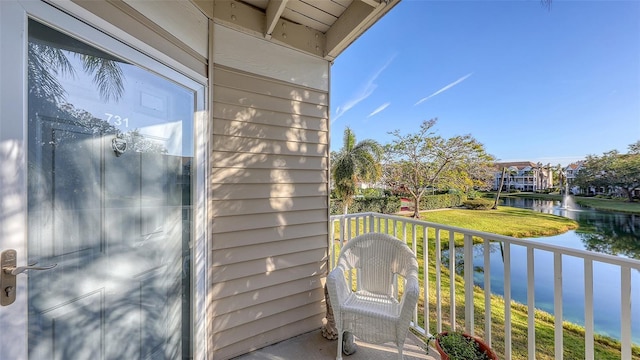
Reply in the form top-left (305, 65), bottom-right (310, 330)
top-left (412, 223), bottom-right (417, 254)
top-left (554, 253), bottom-right (563, 360)
top-left (424, 226), bottom-right (430, 336)
top-left (340, 217), bottom-right (345, 250)
top-left (463, 234), bottom-right (474, 335)
top-left (402, 222), bottom-right (407, 244)
top-left (621, 266), bottom-right (632, 360)
top-left (449, 230), bottom-right (456, 331)
top-left (584, 259), bottom-right (594, 360)
top-left (330, 218), bottom-right (336, 270)
top-left (527, 247), bottom-right (535, 360)
top-left (412, 223), bottom-right (418, 325)
top-left (483, 238), bottom-right (491, 345)
top-left (504, 242), bottom-right (512, 360)
top-left (392, 218), bottom-right (397, 238)
top-left (436, 228), bottom-right (442, 334)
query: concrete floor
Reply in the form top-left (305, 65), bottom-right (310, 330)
top-left (232, 329), bottom-right (440, 360)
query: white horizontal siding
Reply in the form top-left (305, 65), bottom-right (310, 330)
top-left (214, 86), bottom-right (328, 118)
top-left (212, 288), bottom-right (326, 334)
top-left (212, 119), bottom-right (328, 144)
top-left (211, 222), bottom-right (328, 249)
top-left (211, 209), bottom-right (328, 234)
top-left (211, 167), bottom-right (327, 185)
top-left (211, 235), bottom-right (326, 266)
top-left (213, 66), bottom-right (328, 106)
top-left (210, 63), bottom-right (329, 359)
top-left (211, 152), bottom-right (327, 171)
top-left (211, 134), bottom-right (327, 157)
top-left (210, 262), bottom-right (325, 305)
top-left (211, 248), bottom-right (327, 283)
top-left (211, 276), bottom-right (324, 316)
top-left (213, 104), bottom-right (327, 131)
top-left (210, 196), bottom-right (327, 217)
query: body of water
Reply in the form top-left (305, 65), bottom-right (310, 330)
top-left (468, 197), bottom-right (640, 344)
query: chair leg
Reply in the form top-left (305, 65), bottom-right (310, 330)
top-left (397, 344), bottom-right (403, 360)
top-left (336, 330), bottom-right (343, 360)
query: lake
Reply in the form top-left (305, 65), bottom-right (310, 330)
top-left (467, 197), bottom-right (640, 344)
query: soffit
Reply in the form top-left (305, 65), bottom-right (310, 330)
top-left (193, 0), bottom-right (400, 61)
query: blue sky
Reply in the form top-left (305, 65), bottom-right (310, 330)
top-left (330, 0), bottom-right (640, 166)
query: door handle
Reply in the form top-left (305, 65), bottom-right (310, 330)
top-left (5, 263), bottom-right (57, 276)
top-left (0, 249), bottom-right (57, 306)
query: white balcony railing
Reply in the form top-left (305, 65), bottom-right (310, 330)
top-left (329, 212), bottom-right (640, 360)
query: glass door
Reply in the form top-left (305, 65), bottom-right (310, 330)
top-left (0, 2), bottom-right (204, 358)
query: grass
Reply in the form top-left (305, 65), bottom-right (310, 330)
top-left (332, 207), bottom-right (640, 359)
top-left (420, 207), bottom-right (578, 239)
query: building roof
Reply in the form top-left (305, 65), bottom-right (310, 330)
top-left (566, 161), bottom-right (585, 170)
top-left (494, 161), bottom-right (538, 170)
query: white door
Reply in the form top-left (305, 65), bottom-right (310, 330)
top-left (0, 2), bottom-right (205, 358)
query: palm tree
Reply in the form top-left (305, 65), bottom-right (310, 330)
top-left (331, 127), bottom-right (383, 215)
top-left (28, 23), bottom-right (124, 105)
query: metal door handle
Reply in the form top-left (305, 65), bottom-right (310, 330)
top-left (0, 249), bottom-right (57, 306)
top-left (5, 262), bottom-right (57, 276)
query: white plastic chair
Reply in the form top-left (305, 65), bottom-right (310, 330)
top-left (326, 232), bottom-right (420, 360)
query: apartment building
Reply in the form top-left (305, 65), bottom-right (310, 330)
top-left (493, 161), bottom-right (554, 192)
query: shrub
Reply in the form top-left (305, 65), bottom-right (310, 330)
top-left (359, 188), bottom-right (384, 197)
top-left (330, 196), bottom-right (401, 215)
top-left (419, 193), bottom-right (465, 210)
top-left (466, 190), bottom-right (482, 200)
top-left (462, 198), bottom-right (494, 210)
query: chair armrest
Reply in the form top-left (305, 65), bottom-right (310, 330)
top-left (326, 267), bottom-right (350, 318)
top-left (398, 275), bottom-right (420, 330)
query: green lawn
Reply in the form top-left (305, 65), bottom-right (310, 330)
top-left (420, 207), bottom-right (578, 239)
top-left (332, 208), bottom-right (639, 359)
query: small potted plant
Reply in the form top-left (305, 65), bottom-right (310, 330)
top-left (430, 331), bottom-right (498, 360)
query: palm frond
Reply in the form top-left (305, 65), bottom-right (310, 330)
top-left (80, 55), bottom-right (125, 102)
top-left (28, 43), bottom-right (75, 103)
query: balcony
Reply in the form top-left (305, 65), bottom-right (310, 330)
top-left (237, 212), bottom-right (640, 360)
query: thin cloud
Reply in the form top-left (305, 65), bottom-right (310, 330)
top-left (414, 73), bottom-right (473, 105)
top-left (367, 102), bottom-right (390, 118)
top-left (333, 55), bottom-right (396, 122)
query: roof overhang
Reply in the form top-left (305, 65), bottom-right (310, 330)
top-left (193, 0), bottom-right (400, 61)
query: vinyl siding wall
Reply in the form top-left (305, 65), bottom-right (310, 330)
top-left (209, 61), bottom-right (329, 359)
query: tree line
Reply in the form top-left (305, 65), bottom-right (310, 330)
top-left (331, 118), bottom-right (495, 218)
top-left (573, 141), bottom-right (640, 202)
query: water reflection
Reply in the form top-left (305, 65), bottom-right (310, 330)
top-left (443, 197), bottom-right (640, 344)
top-left (501, 197), bottom-right (640, 259)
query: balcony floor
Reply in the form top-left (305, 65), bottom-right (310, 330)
top-left (232, 329), bottom-right (439, 360)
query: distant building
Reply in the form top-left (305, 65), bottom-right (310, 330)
top-left (493, 161), bottom-right (554, 192)
top-left (564, 161), bottom-right (585, 194)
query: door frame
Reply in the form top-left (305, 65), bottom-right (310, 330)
top-left (0, 1), bottom-right (209, 358)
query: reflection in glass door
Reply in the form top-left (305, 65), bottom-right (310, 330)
top-left (27, 19), bottom-right (194, 359)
